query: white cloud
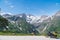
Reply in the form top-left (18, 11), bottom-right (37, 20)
top-left (10, 5), bottom-right (14, 8)
top-left (4, 0), bottom-right (14, 8)
top-left (56, 3), bottom-right (59, 6)
top-left (5, 0), bottom-right (8, 3)
top-left (56, 3), bottom-right (60, 6)
top-left (0, 12), bottom-right (6, 15)
top-left (6, 12), bottom-right (12, 15)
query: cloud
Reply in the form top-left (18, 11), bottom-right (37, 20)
top-left (4, 0), bottom-right (8, 3)
top-left (56, 3), bottom-right (60, 6)
top-left (7, 12), bottom-right (12, 15)
top-left (10, 5), bottom-right (14, 8)
top-left (4, 0), bottom-right (14, 8)
top-left (0, 12), bottom-right (6, 15)
top-left (56, 3), bottom-right (59, 6)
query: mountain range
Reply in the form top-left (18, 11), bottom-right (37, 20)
top-left (0, 11), bottom-right (60, 34)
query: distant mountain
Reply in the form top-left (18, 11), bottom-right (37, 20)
top-left (1, 11), bottom-right (60, 34)
top-left (1, 13), bottom-right (51, 32)
top-left (2, 13), bottom-right (51, 23)
top-left (2, 14), bottom-right (12, 18)
top-left (1, 13), bottom-right (38, 34)
top-left (54, 11), bottom-right (60, 16)
top-left (47, 11), bottom-right (60, 33)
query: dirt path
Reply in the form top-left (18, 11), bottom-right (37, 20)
top-left (0, 36), bottom-right (59, 40)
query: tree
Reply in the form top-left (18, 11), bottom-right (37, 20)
top-left (0, 16), bottom-right (8, 31)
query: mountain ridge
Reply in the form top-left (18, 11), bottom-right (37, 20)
top-left (0, 11), bottom-right (60, 34)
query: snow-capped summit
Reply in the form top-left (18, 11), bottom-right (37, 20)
top-left (26, 14), bottom-right (41, 24)
top-left (0, 12), bottom-right (12, 15)
top-left (1, 12), bottom-right (51, 24)
top-left (26, 14), bottom-right (51, 24)
top-left (0, 11), bottom-right (13, 18)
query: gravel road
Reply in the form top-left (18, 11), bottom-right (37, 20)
top-left (0, 36), bottom-right (60, 40)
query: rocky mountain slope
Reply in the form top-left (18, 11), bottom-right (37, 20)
top-left (0, 11), bottom-right (60, 34)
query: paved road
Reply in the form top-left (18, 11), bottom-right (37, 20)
top-left (0, 36), bottom-right (60, 40)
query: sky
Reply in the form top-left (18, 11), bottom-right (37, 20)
top-left (0, 0), bottom-right (60, 16)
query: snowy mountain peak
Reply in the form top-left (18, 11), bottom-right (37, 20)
top-left (26, 15), bottom-right (41, 23)
top-left (1, 12), bottom-right (13, 18)
top-left (0, 11), bottom-right (12, 15)
top-left (26, 14), bottom-right (51, 24)
top-left (1, 12), bottom-right (51, 24)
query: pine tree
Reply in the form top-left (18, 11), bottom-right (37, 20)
top-left (0, 16), bottom-right (8, 31)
